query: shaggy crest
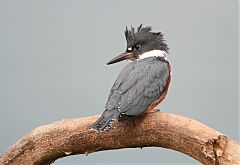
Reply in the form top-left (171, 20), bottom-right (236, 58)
top-left (124, 24), bottom-right (165, 49)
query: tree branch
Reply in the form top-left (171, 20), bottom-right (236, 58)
top-left (0, 112), bottom-right (239, 165)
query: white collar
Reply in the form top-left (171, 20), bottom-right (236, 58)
top-left (138, 50), bottom-right (168, 60)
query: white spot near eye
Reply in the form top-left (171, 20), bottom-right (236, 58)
top-left (127, 47), bottom-right (132, 51)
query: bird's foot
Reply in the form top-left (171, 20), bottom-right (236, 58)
top-left (145, 108), bottom-right (160, 114)
top-left (153, 108), bottom-right (160, 112)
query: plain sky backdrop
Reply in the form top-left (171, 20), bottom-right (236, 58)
top-left (0, 0), bottom-right (239, 164)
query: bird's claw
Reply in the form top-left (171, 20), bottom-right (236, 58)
top-left (145, 108), bottom-right (160, 114)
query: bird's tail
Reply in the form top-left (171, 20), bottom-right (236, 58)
top-left (90, 109), bottom-right (120, 132)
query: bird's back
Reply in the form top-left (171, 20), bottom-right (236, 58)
top-left (91, 57), bottom-right (170, 131)
top-left (106, 56), bottom-right (170, 116)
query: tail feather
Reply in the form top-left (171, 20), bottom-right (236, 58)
top-left (90, 109), bottom-right (120, 132)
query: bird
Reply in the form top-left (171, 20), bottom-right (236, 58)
top-left (91, 24), bottom-right (171, 132)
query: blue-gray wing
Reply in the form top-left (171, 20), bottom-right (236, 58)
top-left (105, 58), bottom-right (170, 116)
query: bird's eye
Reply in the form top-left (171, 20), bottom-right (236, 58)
top-left (135, 45), bottom-right (140, 49)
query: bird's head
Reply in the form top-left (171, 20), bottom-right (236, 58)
top-left (107, 24), bottom-right (169, 65)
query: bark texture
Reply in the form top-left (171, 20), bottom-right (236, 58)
top-left (0, 112), bottom-right (239, 165)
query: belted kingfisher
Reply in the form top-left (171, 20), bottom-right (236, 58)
top-left (91, 24), bottom-right (171, 132)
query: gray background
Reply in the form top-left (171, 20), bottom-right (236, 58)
top-left (0, 0), bottom-right (239, 164)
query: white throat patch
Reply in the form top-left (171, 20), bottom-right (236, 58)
top-left (139, 50), bottom-right (168, 60)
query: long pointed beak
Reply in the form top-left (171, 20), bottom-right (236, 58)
top-left (106, 52), bottom-right (134, 65)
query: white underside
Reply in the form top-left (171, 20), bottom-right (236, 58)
top-left (138, 50), bottom-right (168, 60)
